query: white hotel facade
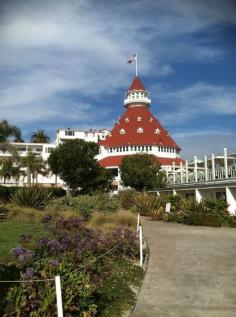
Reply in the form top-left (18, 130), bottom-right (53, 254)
top-left (1, 76), bottom-right (236, 213)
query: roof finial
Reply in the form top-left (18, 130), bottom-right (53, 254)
top-left (127, 53), bottom-right (138, 77)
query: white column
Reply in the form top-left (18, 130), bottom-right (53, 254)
top-left (211, 154), bottom-right (215, 180)
top-left (195, 189), bottom-right (202, 203)
top-left (180, 162), bottom-right (183, 183)
top-left (224, 148), bottom-right (228, 179)
top-left (204, 155), bottom-right (208, 181)
top-left (185, 160), bottom-right (188, 183)
top-left (166, 169), bottom-right (169, 183)
top-left (226, 187), bottom-right (236, 215)
top-left (173, 189), bottom-right (177, 195)
top-left (173, 162), bottom-right (176, 184)
top-left (194, 156), bottom-right (198, 182)
top-left (55, 275), bottom-right (63, 317)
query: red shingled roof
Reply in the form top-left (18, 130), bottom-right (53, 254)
top-left (128, 76), bottom-right (145, 91)
top-left (99, 155), bottom-right (185, 167)
top-left (99, 106), bottom-right (180, 149)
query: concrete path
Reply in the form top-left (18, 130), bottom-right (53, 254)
top-left (133, 219), bottom-right (236, 317)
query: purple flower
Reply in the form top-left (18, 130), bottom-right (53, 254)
top-left (18, 250), bottom-right (34, 263)
top-left (47, 239), bottom-right (63, 252)
top-left (22, 267), bottom-right (35, 280)
top-left (11, 247), bottom-right (34, 263)
top-left (48, 259), bottom-right (59, 267)
top-left (38, 237), bottom-right (49, 247)
top-left (10, 246), bottom-right (25, 257)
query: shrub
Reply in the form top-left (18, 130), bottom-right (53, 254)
top-left (50, 187), bottom-right (66, 198)
top-left (133, 192), bottom-right (160, 216)
top-left (0, 186), bottom-right (18, 202)
top-left (11, 186), bottom-right (53, 209)
top-left (46, 194), bottom-right (120, 218)
top-left (118, 190), bottom-right (136, 209)
top-left (1, 217), bottom-right (141, 316)
top-left (0, 203), bottom-right (7, 215)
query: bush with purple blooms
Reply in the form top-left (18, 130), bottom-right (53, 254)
top-left (0, 216), bottom-right (143, 317)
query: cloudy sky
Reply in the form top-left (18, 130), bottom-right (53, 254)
top-left (0, 0), bottom-right (236, 158)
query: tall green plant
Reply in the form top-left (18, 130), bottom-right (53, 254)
top-left (11, 186), bottom-right (52, 209)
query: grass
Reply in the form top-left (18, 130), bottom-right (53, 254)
top-left (0, 221), bottom-right (46, 258)
top-left (88, 210), bottom-right (137, 232)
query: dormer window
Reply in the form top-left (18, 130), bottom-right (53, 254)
top-left (149, 117), bottom-right (153, 122)
top-left (120, 129), bottom-right (126, 134)
top-left (125, 118), bottom-right (129, 123)
top-left (137, 127), bottom-right (143, 133)
top-left (137, 116), bottom-right (142, 122)
top-left (155, 128), bottom-right (160, 134)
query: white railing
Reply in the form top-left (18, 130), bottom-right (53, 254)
top-left (167, 148), bottom-right (236, 185)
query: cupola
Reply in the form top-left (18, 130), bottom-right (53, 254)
top-left (124, 76), bottom-right (151, 108)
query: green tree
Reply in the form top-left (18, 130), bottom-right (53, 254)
top-left (120, 154), bottom-right (166, 191)
top-left (21, 152), bottom-right (48, 185)
top-left (48, 139), bottom-right (111, 194)
top-left (30, 129), bottom-right (50, 143)
top-left (0, 157), bottom-right (24, 184)
top-left (0, 119), bottom-right (23, 143)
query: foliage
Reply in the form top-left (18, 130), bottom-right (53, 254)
top-left (0, 185), bottom-right (64, 202)
top-left (20, 152), bottom-right (48, 185)
top-left (30, 129), bottom-right (50, 143)
top-left (118, 190), bottom-right (136, 210)
top-left (0, 203), bottom-right (7, 214)
top-left (120, 154), bottom-right (166, 191)
top-left (11, 186), bottom-right (53, 209)
top-left (46, 194), bottom-right (120, 219)
top-left (132, 192), bottom-right (160, 216)
top-left (0, 119), bottom-right (23, 143)
top-left (89, 211), bottom-right (137, 232)
top-left (0, 157), bottom-right (24, 184)
top-left (48, 139), bottom-right (112, 193)
top-left (0, 217), bottom-right (141, 316)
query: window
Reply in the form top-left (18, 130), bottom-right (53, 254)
top-left (149, 146), bottom-right (152, 151)
top-left (131, 146), bottom-right (133, 151)
top-left (120, 147), bottom-right (122, 152)
top-left (45, 147), bottom-right (54, 153)
top-left (126, 146), bottom-right (129, 151)
top-left (155, 128), bottom-right (160, 134)
top-left (120, 129), bottom-right (126, 134)
top-left (149, 117), bottom-right (153, 122)
top-left (123, 147), bottom-right (125, 151)
top-left (142, 146), bottom-right (145, 151)
top-left (134, 146), bottom-right (137, 151)
top-left (65, 130), bottom-right (74, 136)
top-left (137, 127), bottom-right (143, 133)
top-left (110, 148), bottom-right (112, 153)
top-left (137, 116), bottom-right (142, 122)
top-left (146, 146), bottom-right (149, 151)
top-left (125, 118), bottom-right (129, 123)
top-left (138, 146), bottom-right (141, 151)
top-left (116, 147), bottom-right (119, 152)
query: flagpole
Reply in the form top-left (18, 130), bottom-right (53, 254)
top-left (135, 53), bottom-right (138, 77)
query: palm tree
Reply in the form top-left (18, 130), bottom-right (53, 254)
top-left (0, 120), bottom-right (23, 143)
top-left (0, 157), bottom-right (24, 184)
top-left (21, 152), bottom-right (48, 185)
top-left (30, 130), bottom-right (50, 143)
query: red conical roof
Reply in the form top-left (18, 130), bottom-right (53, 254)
top-left (128, 76), bottom-right (145, 91)
top-left (99, 106), bottom-right (180, 150)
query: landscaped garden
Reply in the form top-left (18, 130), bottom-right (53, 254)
top-left (0, 186), bottom-right (144, 317)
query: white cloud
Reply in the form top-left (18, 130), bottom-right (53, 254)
top-left (0, 0), bottom-right (235, 132)
top-left (174, 130), bottom-right (236, 159)
top-left (155, 82), bottom-right (236, 125)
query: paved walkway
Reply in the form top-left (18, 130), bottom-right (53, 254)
top-left (133, 219), bottom-right (236, 317)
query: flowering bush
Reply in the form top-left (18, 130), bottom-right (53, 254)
top-left (0, 216), bottom-right (141, 316)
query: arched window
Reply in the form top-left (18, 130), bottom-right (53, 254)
top-left (120, 129), bottom-right (126, 134)
top-left (137, 116), bottom-right (142, 122)
top-left (155, 128), bottom-right (160, 134)
top-left (125, 118), bottom-right (129, 123)
top-left (137, 127), bottom-right (143, 133)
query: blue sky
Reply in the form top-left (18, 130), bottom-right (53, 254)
top-left (0, 0), bottom-right (236, 159)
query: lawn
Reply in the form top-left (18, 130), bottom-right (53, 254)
top-left (0, 221), bottom-right (46, 258)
